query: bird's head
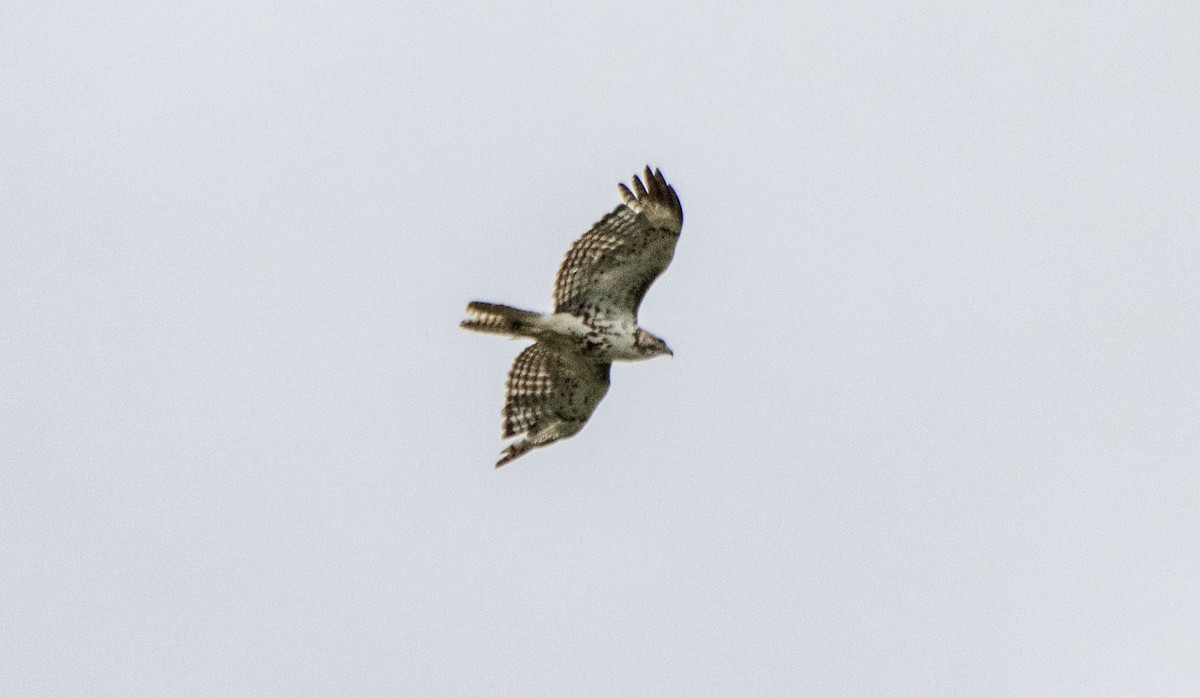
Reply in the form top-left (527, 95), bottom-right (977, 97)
top-left (634, 328), bottom-right (673, 359)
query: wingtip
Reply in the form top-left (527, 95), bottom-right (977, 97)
top-left (627, 165), bottom-right (682, 227)
top-left (620, 165), bottom-right (674, 207)
top-left (631, 171), bottom-right (648, 198)
top-left (496, 441), bottom-right (528, 467)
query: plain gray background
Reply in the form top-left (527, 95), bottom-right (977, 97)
top-left (4, 1), bottom-right (1198, 695)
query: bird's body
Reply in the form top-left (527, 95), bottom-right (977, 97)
top-left (461, 166), bottom-right (684, 467)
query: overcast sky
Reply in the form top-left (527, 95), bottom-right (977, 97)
top-left (4, 2), bottom-right (1199, 695)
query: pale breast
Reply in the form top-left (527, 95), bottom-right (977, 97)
top-left (541, 312), bottom-right (646, 362)
top-left (580, 317), bottom-right (645, 362)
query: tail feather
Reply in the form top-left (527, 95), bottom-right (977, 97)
top-left (460, 301), bottom-right (541, 337)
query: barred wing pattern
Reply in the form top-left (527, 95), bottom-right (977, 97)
top-left (552, 167), bottom-right (684, 320)
top-left (498, 343), bottom-right (611, 467)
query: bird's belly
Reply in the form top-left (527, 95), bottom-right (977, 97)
top-left (579, 321), bottom-right (643, 362)
top-left (590, 332), bottom-right (643, 361)
top-left (543, 314), bottom-right (642, 361)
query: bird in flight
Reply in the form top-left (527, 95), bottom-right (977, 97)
top-left (461, 166), bottom-right (684, 467)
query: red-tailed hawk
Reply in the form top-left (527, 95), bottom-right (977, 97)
top-left (461, 166), bottom-right (684, 467)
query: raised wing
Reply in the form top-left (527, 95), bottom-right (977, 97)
top-left (552, 167), bottom-right (683, 320)
top-left (498, 343), bottom-right (611, 467)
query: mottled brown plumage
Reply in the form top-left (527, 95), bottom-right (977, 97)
top-left (462, 166), bottom-right (684, 467)
top-left (497, 343), bottom-right (611, 467)
top-left (554, 167), bottom-right (683, 319)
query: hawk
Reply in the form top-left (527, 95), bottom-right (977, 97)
top-left (461, 166), bottom-right (684, 467)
